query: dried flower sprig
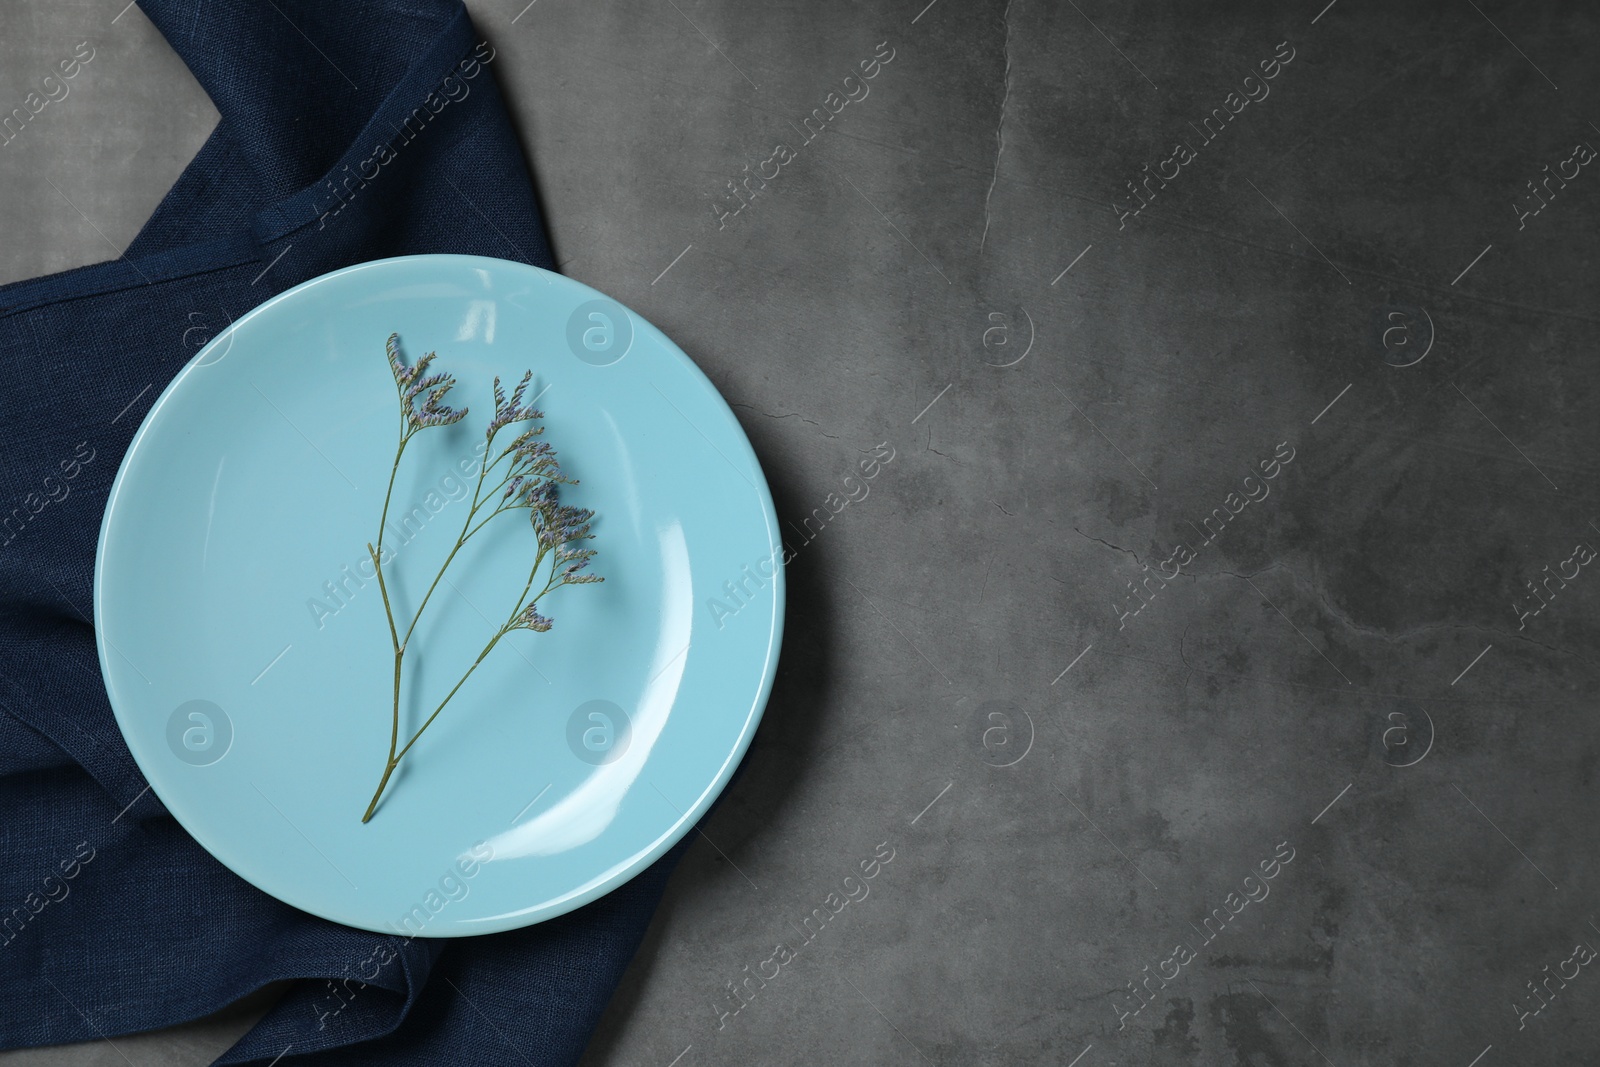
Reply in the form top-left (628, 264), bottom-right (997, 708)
top-left (361, 333), bottom-right (602, 823)
top-left (387, 332), bottom-right (469, 432)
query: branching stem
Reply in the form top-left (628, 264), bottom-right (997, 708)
top-left (359, 349), bottom-right (595, 823)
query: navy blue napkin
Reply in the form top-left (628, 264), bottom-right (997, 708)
top-left (0, 2), bottom-right (689, 1062)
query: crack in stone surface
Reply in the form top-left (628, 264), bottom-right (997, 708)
top-left (732, 403), bottom-right (841, 439)
top-left (978, 0), bottom-right (1014, 255)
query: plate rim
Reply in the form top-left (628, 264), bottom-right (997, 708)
top-left (92, 252), bottom-right (785, 935)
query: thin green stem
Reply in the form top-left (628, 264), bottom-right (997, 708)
top-left (375, 434), bottom-right (409, 559)
top-left (369, 544), bottom-right (400, 653)
top-left (363, 544), bottom-right (404, 822)
top-left (365, 422), bottom-right (522, 820)
top-left (362, 436), bottom-right (407, 822)
top-left (398, 541), bottom-right (466, 653)
top-left (362, 762), bottom-right (395, 824)
top-left (397, 507), bottom-right (479, 652)
top-left (463, 496), bottom-right (519, 543)
top-left (392, 544), bottom-right (552, 764)
top-left (391, 629), bottom-right (505, 764)
top-left (397, 429), bottom-right (505, 651)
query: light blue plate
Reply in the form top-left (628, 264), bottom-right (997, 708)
top-left (94, 254), bottom-right (783, 936)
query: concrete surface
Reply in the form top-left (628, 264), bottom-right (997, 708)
top-left (4, 0), bottom-right (1600, 1064)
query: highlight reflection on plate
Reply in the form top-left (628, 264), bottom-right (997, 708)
top-left (95, 255), bottom-right (783, 935)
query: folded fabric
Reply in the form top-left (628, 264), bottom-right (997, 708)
top-left (0, 2), bottom-right (688, 1062)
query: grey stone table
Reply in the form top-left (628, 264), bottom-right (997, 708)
top-left (4, 0), bottom-right (1597, 1063)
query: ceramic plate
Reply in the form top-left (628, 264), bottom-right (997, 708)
top-left (94, 254), bottom-right (783, 935)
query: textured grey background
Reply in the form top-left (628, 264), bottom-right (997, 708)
top-left (4, 0), bottom-right (1599, 1064)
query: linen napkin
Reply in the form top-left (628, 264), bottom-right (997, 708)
top-left (0, 2), bottom-right (687, 1062)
